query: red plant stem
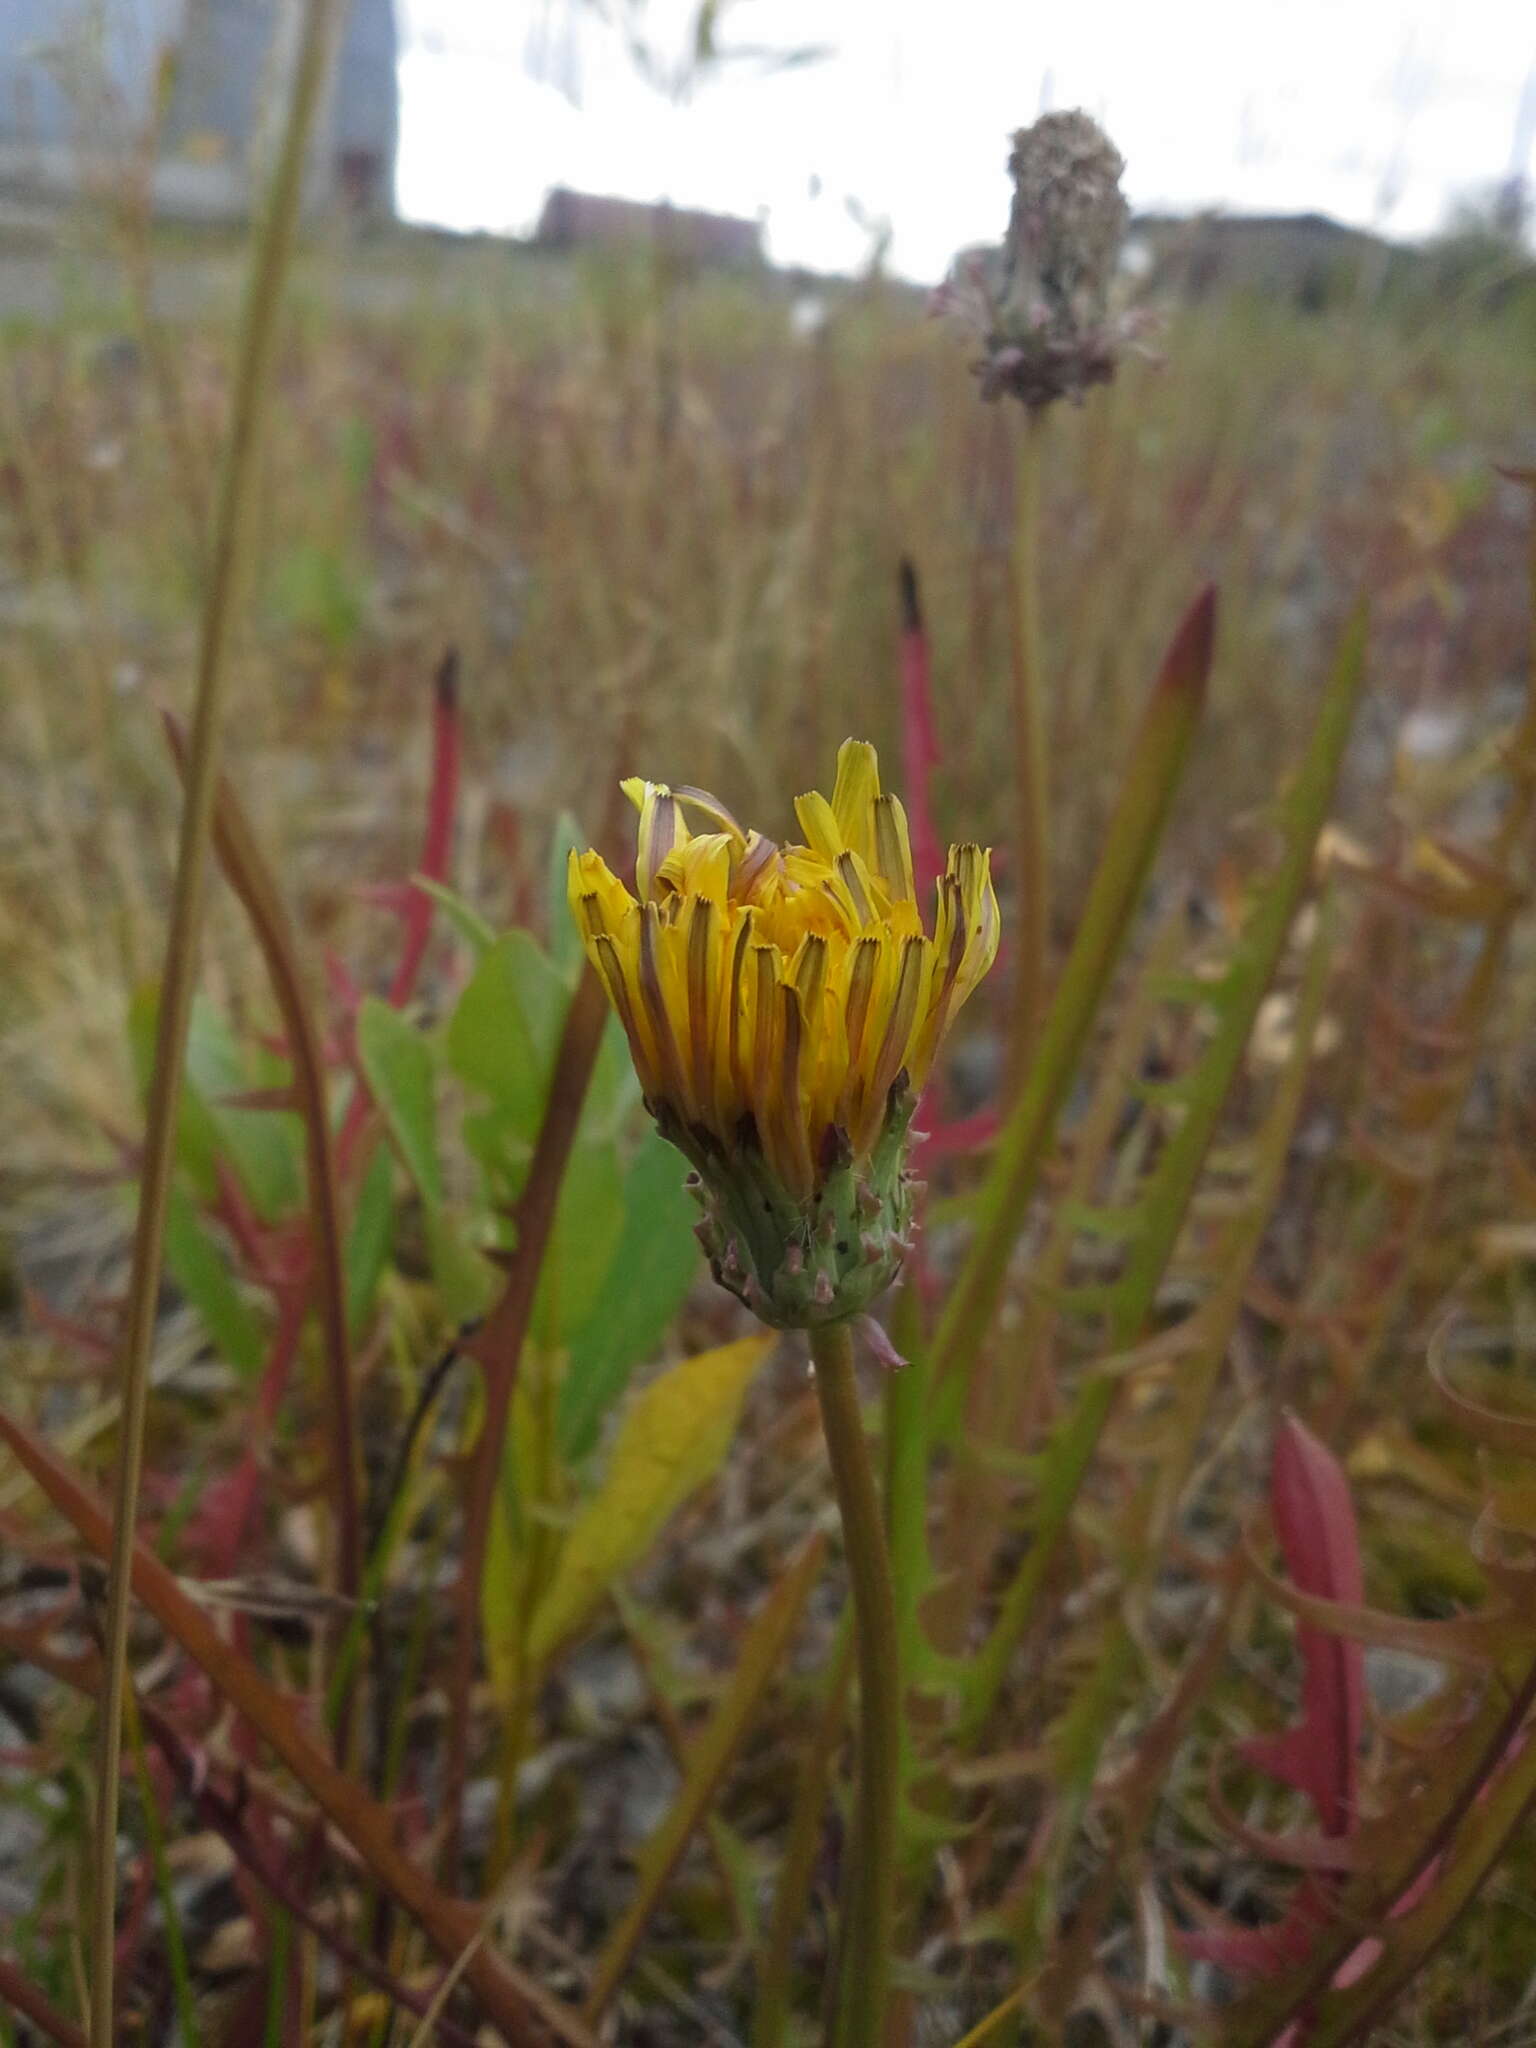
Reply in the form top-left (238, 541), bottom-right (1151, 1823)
top-left (164, 717), bottom-right (362, 1618)
top-left (1385, 1651), bottom-right (1536, 1936)
top-left (897, 558), bottom-right (943, 897)
top-left (439, 968), bottom-right (610, 1887)
top-left (0, 1621), bottom-right (482, 2047)
top-left (139, 1703), bottom-right (482, 2048)
top-left (0, 1960), bottom-right (86, 2048)
top-left (197, 1285), bottom-right (307, 1578)
top-left (0, 1406), bottom-right (590, 2047)
top-left (337, 651), bottom-right (463, 1182)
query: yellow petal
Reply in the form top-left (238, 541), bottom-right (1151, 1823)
top-left (637, 901), bottom-right (690, 1111)
top-left (566, 848), bottom-right (636, 941)
top-left (685, 894), bottom-right (720, 1120)
top-left (830, 739), bottom-right (881, 867)
top-left (872, 792), bottom-right (917, 907)
top-left (577, 743), bottom-right (1000, 1199)
top-left (911, 872), bottom-right (968, 1081)
top-left (592, 926), bottom-right (657, 1097)
top-left (656, 831), bottom-right (734, 908)
top-left (770, 979), bottom-right (815, 1197)
top-left (948, 843), bottom-right (1001, 1006)
top-left (789, 932), bottom-right (829, 1086)
top-left (835, 848), bottom-right (880, 925)
top-left (860, 933), bottom-right (928, 1147)
top-left (672, 783), bottom-right (748, 846)
top-left (749, 942), bottom-right (780, 1106)
top-left (628, 781), bottom-right (690, 901)
top-left (720, 908), bottom-right (757, 1117)
top-left (793, 789), bottom-right (845, 864)
top-left (838, 932), bottom-right (888, 1143)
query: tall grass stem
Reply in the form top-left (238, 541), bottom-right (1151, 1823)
top-left (87, 6), bottom-right (343, 2039)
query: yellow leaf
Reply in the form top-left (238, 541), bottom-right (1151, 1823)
top-left (526, 1336), bottom-right (770, 1670)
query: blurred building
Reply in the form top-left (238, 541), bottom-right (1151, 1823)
top-left (1129, 212), bottom-right (1393, 308)
top-left (537, 187), bottom-right (764, 269)
top-left (0, 0), bottom-right (398, 221)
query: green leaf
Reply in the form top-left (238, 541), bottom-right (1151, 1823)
top-left (354, 999), bottom-right (499, 1322)
top-left (459, 1102), bottom-right (534, 1203)
top-left (557, 1131), bottom-right (701, 1460)
top-left (213, 1048), bottom-right (304, 1222)
top-left (344, 1145), bottom-right (395, 1338)
top-left (414, 877), bottom-right (496, 959)
top-left (425, 1205), bottom-right (496, 1324)
top-left (355, 997), bottom-right (442, 1206)
top-left (582, 1012), bottom-right (644, 1141)
top-left (128, 987), bottom-right (301, 1220)
top-left (129, 986), bottom-right (225, 1199)
top-left (268, 539), bottom-right (363, 654)
top-left (445, 932), bottom-right (568, 1136)
top-left (481, 1475), bottom-right (530, 1705)
top-left (534, 1139), bottom-right (626, 1349)
top-left (163, 1187), bottom-right (265, 1379)
top-left (526, 1335), bottom-right (770, 1669)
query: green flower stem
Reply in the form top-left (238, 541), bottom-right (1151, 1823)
top-left (810, 1319), bottom-right (900, 2048)
top-left (1007, 407), bottom-right (1050, 1086)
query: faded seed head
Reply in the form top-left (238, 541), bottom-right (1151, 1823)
top-left (937, 109), bottom-right (1137, 412)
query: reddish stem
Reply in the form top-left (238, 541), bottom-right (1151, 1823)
top-left (190, 1285), bottom-right (308, 1577)
top-left (337, 651), bottom-right (462, 1182)
top-left (897, 557), bottom-right (943, 896)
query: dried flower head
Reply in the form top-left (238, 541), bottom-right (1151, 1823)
top-left (936, 109), bottom-right (1135, 410)
top-left (568, 742), bottom-right (1000, 1328)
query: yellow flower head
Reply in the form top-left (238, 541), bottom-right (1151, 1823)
top-left (568, 739), bottom-right (999, 1326)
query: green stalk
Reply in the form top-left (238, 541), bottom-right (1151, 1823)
top-left (86, 7), bottom-right (343, 2041)
top-left (929, 585), bottom-right (1215, 1428)
top-left (957, 613), bottom-right (1366, 1743)
top-left (123, 1691), bottom-right (197, 2048)
top-left (1007, 409), bottom-right (1050, 1083)
top-left (810, 1321), bottom-right (900, 2048)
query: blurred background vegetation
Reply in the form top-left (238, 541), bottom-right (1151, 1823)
top-left (5, 6), bottom-right (1536, 2046)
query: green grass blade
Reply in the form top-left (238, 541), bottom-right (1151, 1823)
top-left (957, 607), bottom-right (1367, 1740)
top-left (928, 585), bottom-right (1216, 1428)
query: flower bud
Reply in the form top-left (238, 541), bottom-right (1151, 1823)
top-left (568, 742), bottom-right (1000, 1330)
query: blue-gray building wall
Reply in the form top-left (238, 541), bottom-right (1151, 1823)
top-left (0, 0), bottom-right (181, 152)
top-left (333, 0), bottom-right (398, 187)
top-left (0, 1), bottom-right (397, 214)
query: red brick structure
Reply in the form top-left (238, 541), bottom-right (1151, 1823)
top-left (536, 188), bottom-right (763, 268)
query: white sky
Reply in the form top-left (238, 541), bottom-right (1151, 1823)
top-left (396, 0), bottom-right (1536, 279)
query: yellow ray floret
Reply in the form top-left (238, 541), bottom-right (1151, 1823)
top-left (569, 740), bottom-right (1000, 1201)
